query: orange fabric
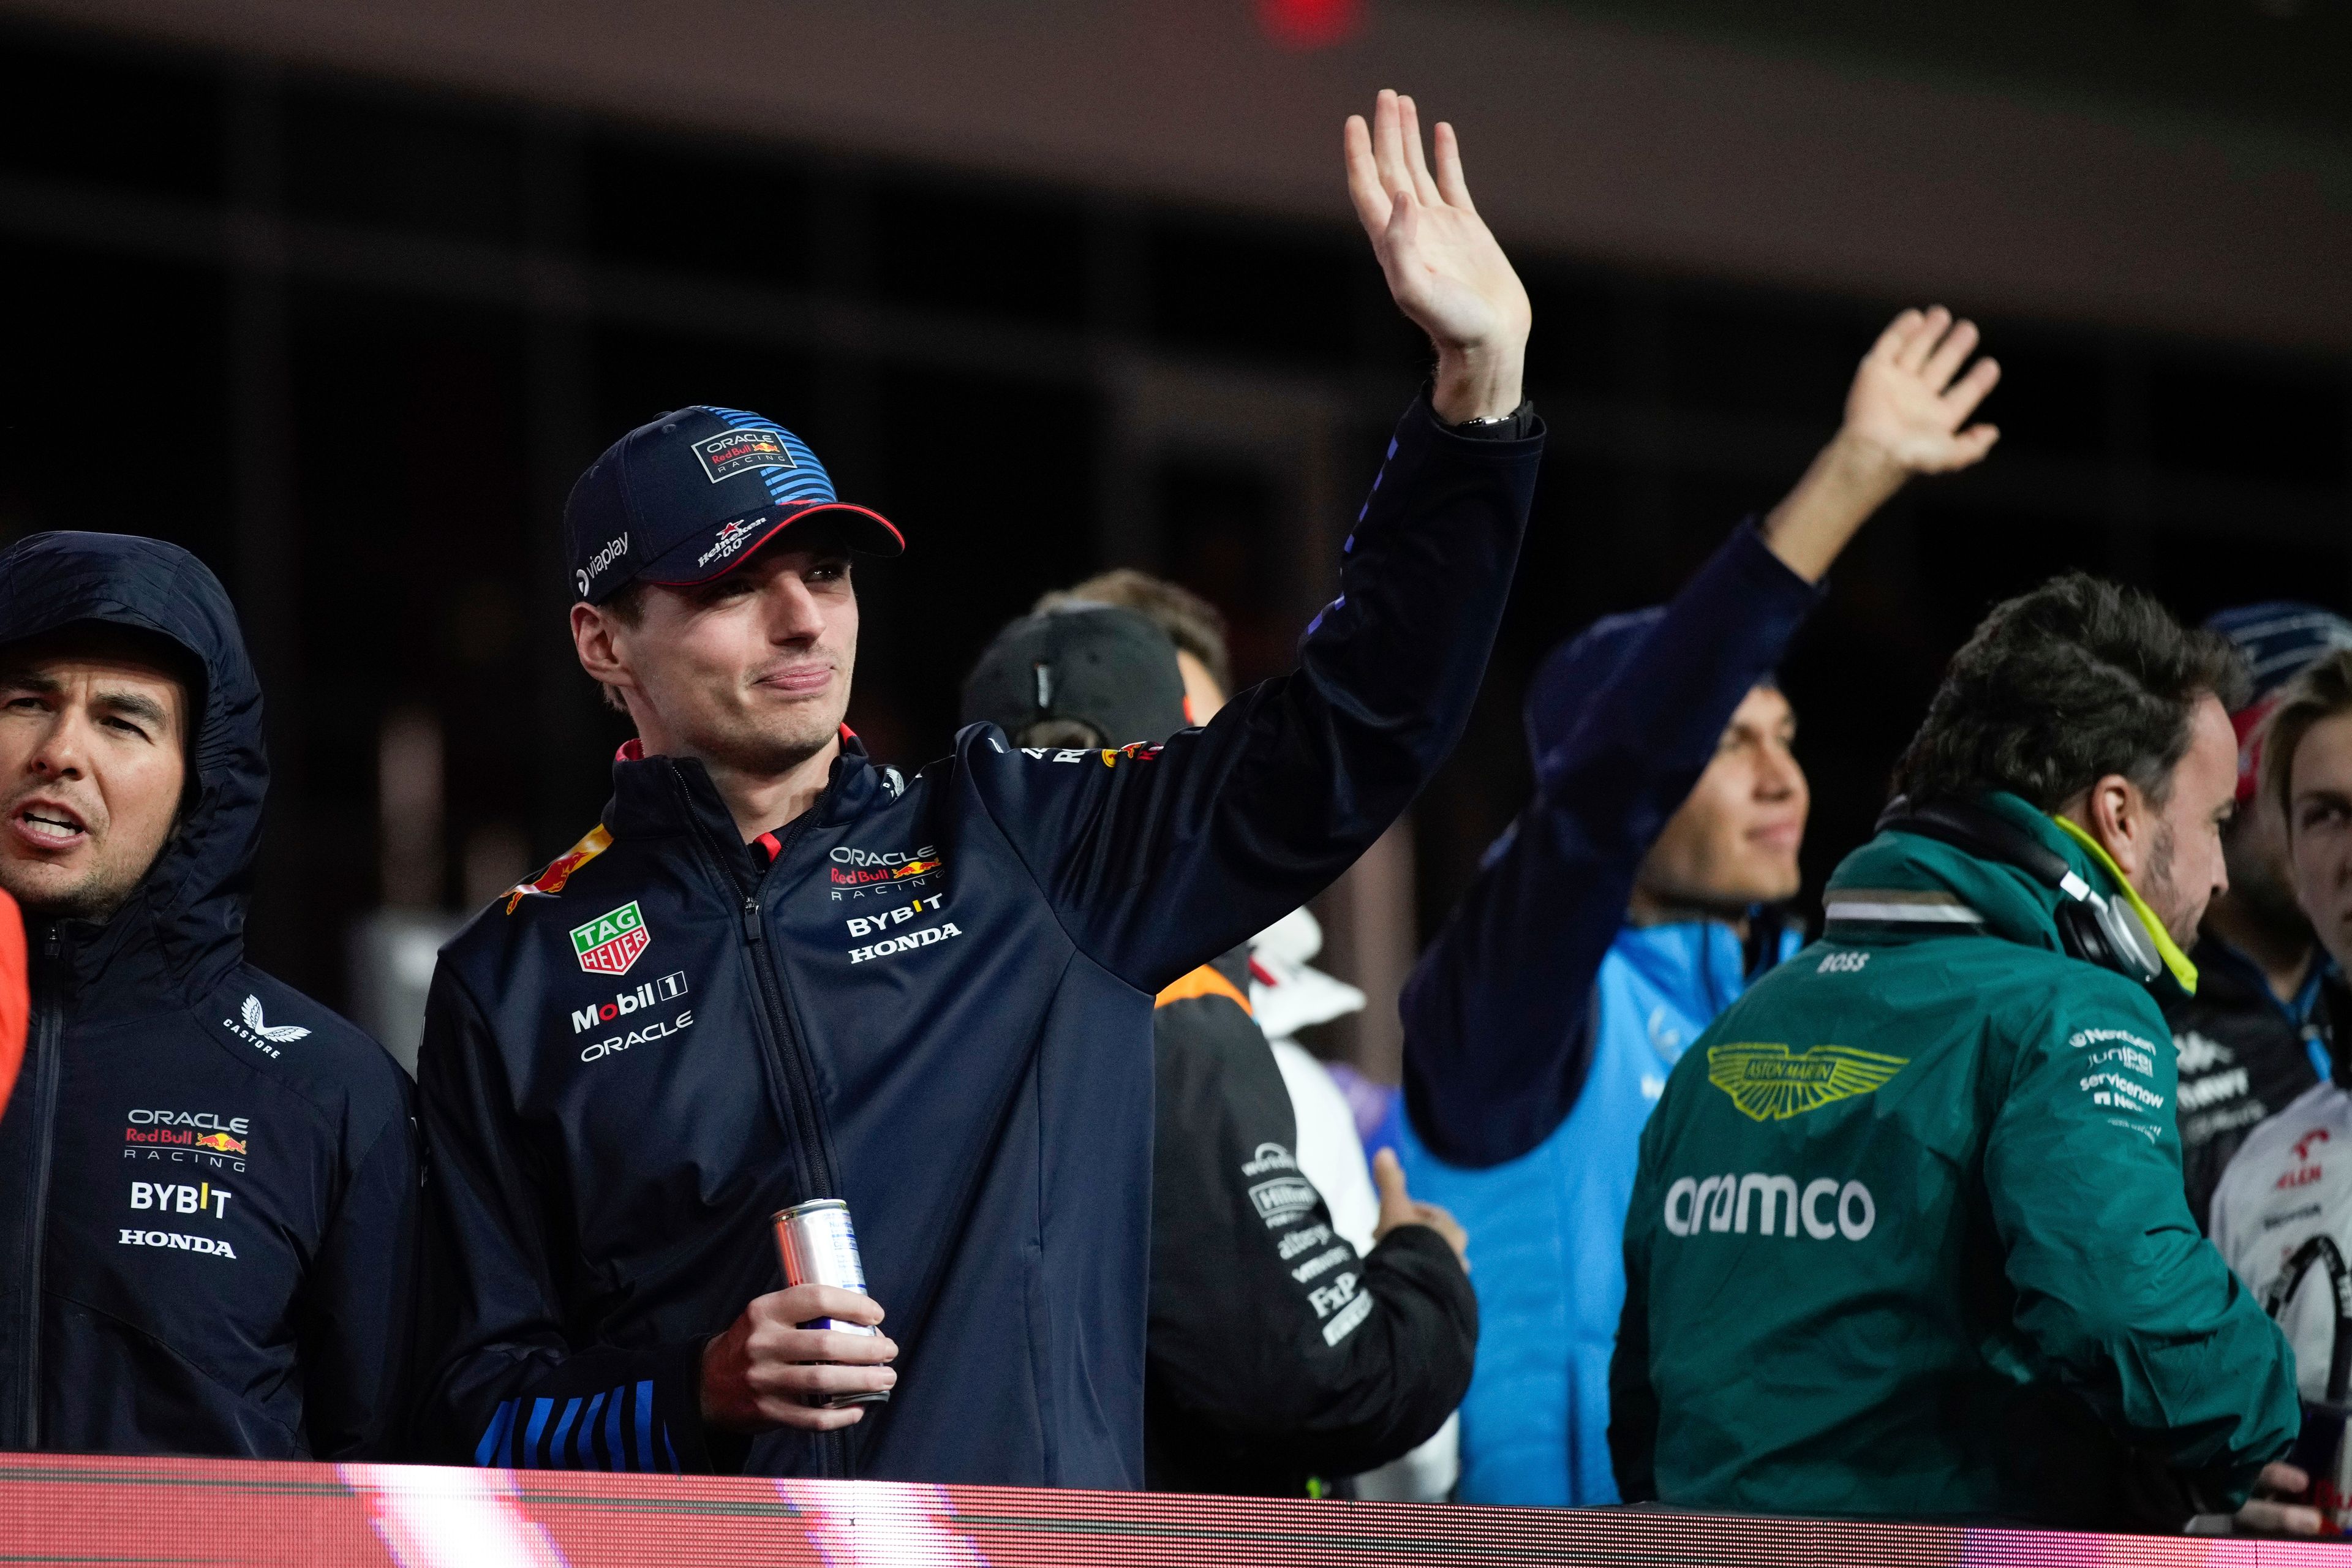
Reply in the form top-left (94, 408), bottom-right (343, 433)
top-left (1153, 964), bottom-right (1253, 1016)
top-left (0, 890), bottom-right (24, 1122)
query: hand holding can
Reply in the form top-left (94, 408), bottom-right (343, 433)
top-left (774, 1199), bottom-right (893, 1408)
top-left (698, 1200), bottom-right (897, 1433)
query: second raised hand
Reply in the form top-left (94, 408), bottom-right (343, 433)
top-left (1844, 306), bottom-right (2002, 475)
top-left (1344, 89), bottom-right (1532, 425)
top-left (1759, 306), bottom-right (2002, 583)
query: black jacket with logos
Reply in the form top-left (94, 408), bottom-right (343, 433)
top-left (413, 396), bottom-right (1540, 1486)
top-left (1144, 948), bottom-right (1474, 1494)
top-left (0, 532), bottom-right (421, 1458)
top-left (2165, 936), bottom-right (2324, 1231)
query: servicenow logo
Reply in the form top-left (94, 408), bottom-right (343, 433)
top-left (1662, 1172), bottom-right (1875, 1241)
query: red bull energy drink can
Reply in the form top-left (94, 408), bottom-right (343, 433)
top-left (772, 1198), bottom-right (889, 1408)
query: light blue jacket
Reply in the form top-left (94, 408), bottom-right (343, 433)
top-left (1388, 921), bottom-right (1790, 1503)
top-left (1391, 522), bottom-right (1820, 1505)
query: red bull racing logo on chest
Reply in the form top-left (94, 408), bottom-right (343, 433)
top-left (827, 844), bottom-right (946, 897)
top-left (571, 901), bottom-right (652, 977)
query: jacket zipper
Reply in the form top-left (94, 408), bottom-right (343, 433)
top-left (16, 922), bottom-right (64, 1448)
top-left (672, 764), bottom-right (853, 1479)
top-left (737, 883), bottom-right (843, 1205)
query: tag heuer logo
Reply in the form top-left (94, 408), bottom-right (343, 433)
top-left (571, 902), bottom-right (652, 976)
top-left (1706, 1042), bottom-right (1908, 1122)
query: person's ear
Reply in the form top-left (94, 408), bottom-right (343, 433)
top-left (573, 603), bottom-right (623, 682)
top-left (2082, 772), bottom-right (2147, 881)
top-left (571, 603), bottom-right (643, 708)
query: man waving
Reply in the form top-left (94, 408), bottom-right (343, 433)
top-left (417, 91), bottom-right (1542, 1486)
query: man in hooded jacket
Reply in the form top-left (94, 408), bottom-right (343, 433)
top-left (0, 531), bottom-right (420, 1458)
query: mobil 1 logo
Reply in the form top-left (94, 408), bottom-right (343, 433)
top-left (571, 971), bottom-right (688, 1035)
top-left (573, 971), bottom-right (693, 1064)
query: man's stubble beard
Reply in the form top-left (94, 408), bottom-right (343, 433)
top-left (2139, 818), bottom-right (2203, 950)
top-left (699, 692), bottom-right (849, 781)
top-left (1, 854), bottom-right (151, 925)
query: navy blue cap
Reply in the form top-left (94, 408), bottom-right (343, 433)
top-left (2202, 601), bottom-right (2352, 804)
top-left (1524, 605), bottom-right (1781, 764)
top-left (565, 405), bottom-right (903, 603)
top-left (2203, 602), bottom-right (2352, 707)
top-left (1524, 609), bottom-right (1662, 761)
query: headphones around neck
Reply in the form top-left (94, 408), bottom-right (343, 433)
top-left (1874, 797), bottom-right (2165, 985)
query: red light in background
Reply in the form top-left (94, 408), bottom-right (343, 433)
top-left (1258, 0), bottom-right (1362, 49)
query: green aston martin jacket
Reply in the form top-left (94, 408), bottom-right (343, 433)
top-left (1608, 793), bottom-right (2298, 1531)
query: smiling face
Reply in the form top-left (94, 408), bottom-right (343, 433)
top-left (0, 627), bottom-right (190, 921)
top-left (1632, 684), bottom-right (1808, 921)
top-left (577, 529), bottom-right (859, 780)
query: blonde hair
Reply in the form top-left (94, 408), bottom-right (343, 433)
top-left (2261, 647), bottom-right (2352, 821)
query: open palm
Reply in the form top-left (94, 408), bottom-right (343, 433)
top-left (1845, 307), bottom-right (2001, 473)
top-left (1345, 91), bottom-right (1529, 404)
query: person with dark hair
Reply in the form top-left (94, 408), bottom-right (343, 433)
top-left (1611, 572), bottom-right (2302, 1531)
top-left (962, 604), bottom-right (1476, 1496)
top-left (1390, 306), bottom-right (2000, 1506)
top-left (2168, 608), bottom-right (2352, 1229)
top-left (0, 533), bottom-right (420, 1460)
top-left (414, 89), bottom-right (1544, 1485)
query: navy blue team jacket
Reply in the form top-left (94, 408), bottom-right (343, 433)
top-left (0, 533), bottom-right (421, 1458)
top-left (416, 396), bottom-right (1542, 1487)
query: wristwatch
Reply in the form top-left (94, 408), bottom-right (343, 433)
top-left (1444, 400), bottom-right (1536, 439)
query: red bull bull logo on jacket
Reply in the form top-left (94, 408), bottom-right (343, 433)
top-left (571, 902), bottom-right (652, 976)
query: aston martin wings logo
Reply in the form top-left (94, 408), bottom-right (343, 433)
top-left (1706, 1042), bottom-right (1907, 1121)
top-left (241, 995), bottom-right (311, 1044)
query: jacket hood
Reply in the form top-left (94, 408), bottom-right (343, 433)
top-left (1825, 791), bottom-right (2193, 1000)
top-left (0, 532), bottom-right (265, 1007)
top-left (1827, 793), bottom-right (2071, 952)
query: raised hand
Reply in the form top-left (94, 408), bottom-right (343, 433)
top-left (1760, 305), bottom-right (2002, 583)
top-left (1344, 90), bottom-right (1531, 424)
top-left (1844, 306), bottom-right (2001, 474)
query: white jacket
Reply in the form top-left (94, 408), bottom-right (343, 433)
top-left (2209, 1077), bottom-right (2352, 1402)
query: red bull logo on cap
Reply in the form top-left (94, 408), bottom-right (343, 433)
top-left (571, 901), bottom-right (652, 977)
top-left (692, 429), bottom-right (797, 484)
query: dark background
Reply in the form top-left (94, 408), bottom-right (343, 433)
top-left (0, 14), bottom-right (2345, 1061)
